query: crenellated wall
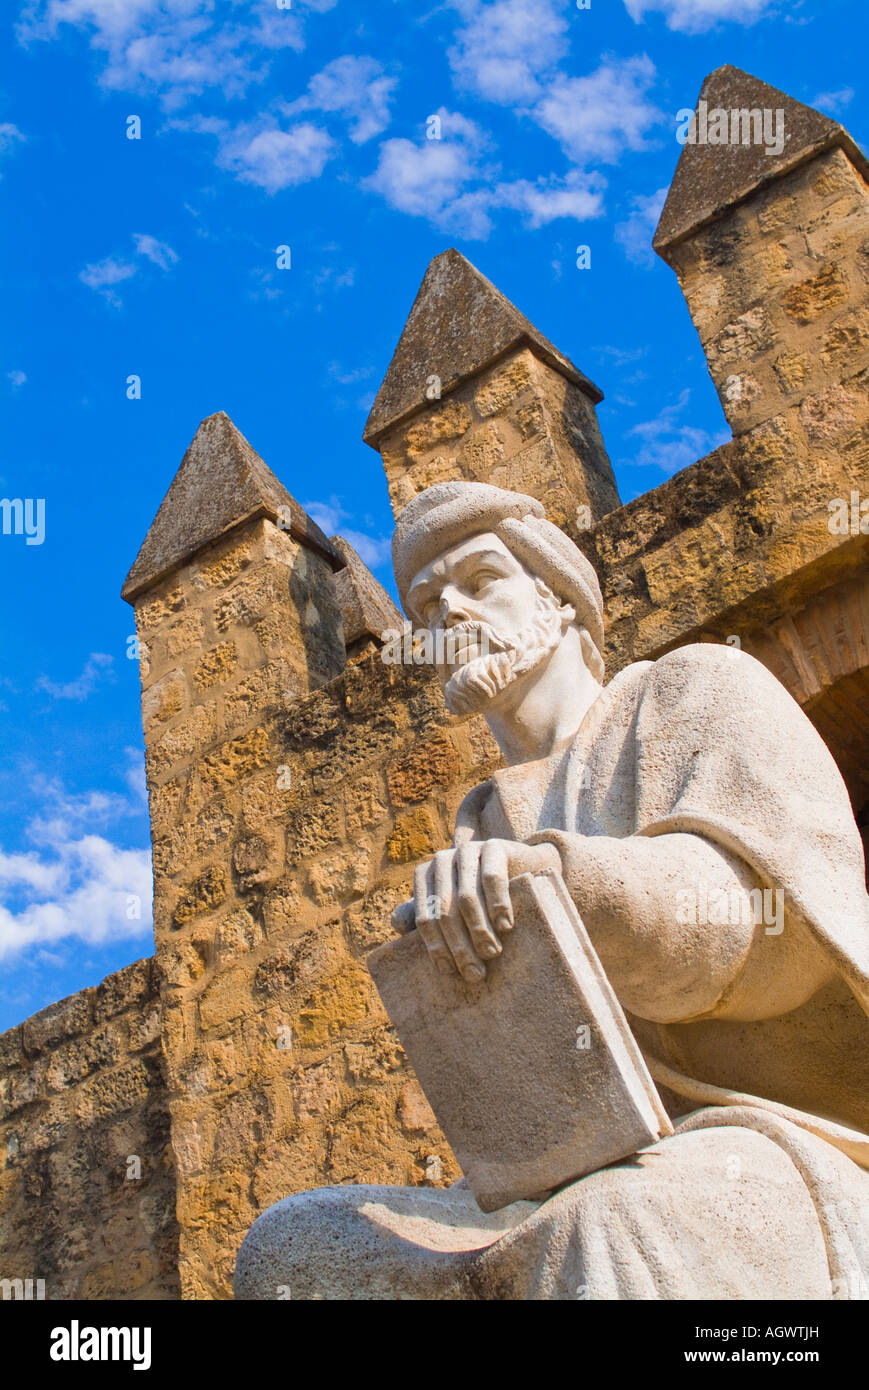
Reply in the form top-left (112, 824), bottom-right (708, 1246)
top-left (2, 64), bottom-right (867, 1300)
top-left (0, 959), bottom-right (178, 1300)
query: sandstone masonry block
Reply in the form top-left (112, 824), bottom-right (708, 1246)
top-left (173, 865), bottom-right (228, 928)
top-left (386, 733), bottom-right (460, 806)
top-left (194, 642), bottom-right (238, 690)
top-left (385, 806), bottom-right (441, 863)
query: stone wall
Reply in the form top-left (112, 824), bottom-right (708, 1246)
top-left (1, 63), bottom-right (866, 1303)
top-left (157, 644), bottom-right (503, 1298)
top-left (0, 958), bottom-right (178, 1300)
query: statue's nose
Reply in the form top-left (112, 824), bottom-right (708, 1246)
top-left (440, 587), bottom-right (471, 627)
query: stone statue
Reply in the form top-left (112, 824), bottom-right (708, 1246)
top-left (235, 481), bottom-right (869, 1301)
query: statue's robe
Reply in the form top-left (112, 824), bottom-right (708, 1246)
top-left (235, 646), bottom-right (869, 1300)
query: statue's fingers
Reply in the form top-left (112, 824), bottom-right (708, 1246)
top-left (434, 850), bottom-right (485, 982)
top-left (413, 862), bottom-right (430, 928)
top-left (415, 857), bottom-right (455, 975)
top-left (455, 843), bottom-right (501, 963)
top-left (480, 840), bottom-right (513, 935)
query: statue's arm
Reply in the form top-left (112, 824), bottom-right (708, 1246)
top-left (403, 829), bottom-right (834, 1025)
top-left (529, 828), bottom-right (834, 1024)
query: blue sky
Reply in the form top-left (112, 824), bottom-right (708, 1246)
top-left (0, 0), bottom-right (865, 1031)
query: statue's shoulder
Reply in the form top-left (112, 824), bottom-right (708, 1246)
top-left (640, 641), bottom-right (800, 721)
top-left (645, 641), bottom-right (772, 689)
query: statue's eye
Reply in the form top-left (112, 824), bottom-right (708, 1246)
top-left (471, 570), bottom-right (497, 593)
top-left (422, 601), bottom-right (441, 626)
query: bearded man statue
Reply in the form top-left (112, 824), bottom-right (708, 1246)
top-left (235, 480), bottom-right (869, 1301)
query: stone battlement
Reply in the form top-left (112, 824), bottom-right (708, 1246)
top-left (2, 65), bottom-right (867, 1299)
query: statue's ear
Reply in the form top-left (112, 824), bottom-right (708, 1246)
top-left (579, 627), bottom-right (605, 683)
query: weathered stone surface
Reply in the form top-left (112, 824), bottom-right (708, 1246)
top-left (386, 733), bottom-right (460, 806)
top-left (385, 807), bottom-right (441, 863)
top-left (0, 961), bottom-right (178, 1300)
top-left (21, 992), bottom-right (94, 1055)
top-left (122, 412), bottom-right (341, 600)
top-left (194, 642), bottom-right (238, 690)
top-left (363, 249), bottom-right (602, 445)
top-left (655, 64), bottom-right (869, 253)
top-left (331, 536), bottom-right (402, 652)
top-left (173, 866), bottom-right (228, 928)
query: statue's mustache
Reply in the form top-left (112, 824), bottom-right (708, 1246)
top-left (435, 620), bottom-right (510, 669)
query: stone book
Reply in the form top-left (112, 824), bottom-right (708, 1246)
top-left (368, 869), bottom-right (673, 1213)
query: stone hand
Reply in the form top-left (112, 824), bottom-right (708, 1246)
top-left (393, 839), bottom-right (562, 982)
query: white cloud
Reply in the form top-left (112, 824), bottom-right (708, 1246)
top-left (7, 369), bottom-right (27, 389)
top-left (304, 496), bottom-right (391, 570)
top-left (615, 186), bottom-right (667, 265)
top-left (0, 122), bottom-right (26, 171)
top-left (36, 651), bottom-right (115, 701)
top-left (534, 55), bottom-right (663, 165)
top-left (623, 0), bottom-right (776, 33)
top-left (17, 0), bottom-right (308, 110)
top-left (133, 232), bottom-right (178, 268)
top-left (0, 833), bottom-right (152, 960)
top-left (448, 0), bottom-right (568, 104)
top-left (366, 107), bottom-right (607, 238)
top-left (79, 256), bottom-right (137, 305)
top-left (79, 257), bottom-right (136, 293)
top-left (494, 174), bottom-right (605, 227)
top-left (213, 120), bottom-right (335, 193)
top-left (0, 769), bottom-right (153, 961)
top-left (365, 109), bottom-right (602, 238)
top-left (285, 55), bottom-right (397, 143)
top-left (79, 232), bottom-right (179, 303)
top-left (812, 87), bottom-right (854, 116)
top-left (627, 389), bottom-right (730, 475)
top-left (363, 109), bottom-right (495, 238)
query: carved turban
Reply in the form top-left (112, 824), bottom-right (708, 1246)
top-left (392, 480), bottom-right (605, 655)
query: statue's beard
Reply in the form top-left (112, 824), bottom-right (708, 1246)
top-left (441, 595), bottom-right (567, 717)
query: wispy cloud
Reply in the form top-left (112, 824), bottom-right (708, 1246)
top-left (304, 496), bottom-right (391, 570)
top-left (133, 232), bottom-right (179, 269)
top-left (17, 0), bottom-right (315, 110)
top-left (327, 362), bottom-right (375, 386)
top-left (812, 87), bottom-right (854, 117)
top-left (79, 232), bottom-right (179, 305)
top-left (284, 55), bottom-right (397, 143)
top-left (623, 0), bottom-right (777, 33)
top-left (534, 55), bottom-right (664, 165)
top-left (79, 256), bottom-right (138, 304)
top-left (615, 186), bottom-right (668, 265)
top-left (0, 121), bottom-right (25, 173)
top-left (36, 652), bottom-right (115, 701)
top-left (495, 174), bottom-right (605, 227)
top-left (447, 0), bottom-right (568, 105)
top-left (626, 389), bottom-right (730, 475)
top-left (7, 369), bottom-right (27, 389)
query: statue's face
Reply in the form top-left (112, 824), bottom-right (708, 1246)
top-left (407, 532), bottom-right (572, 715)
top-left (407, 532), bottom-right (540, 645)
